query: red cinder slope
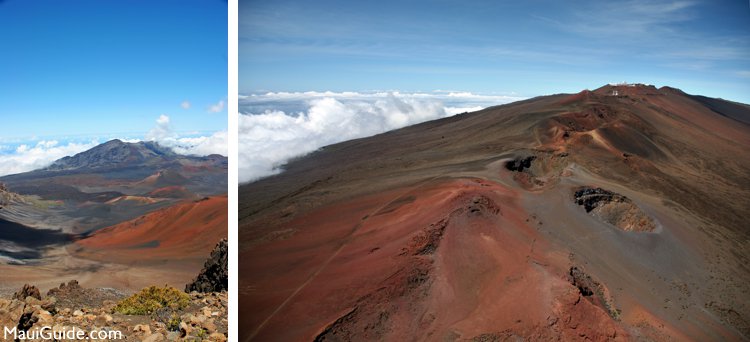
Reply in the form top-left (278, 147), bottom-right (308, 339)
top-left (77, 195), bottom-right (227, 262)
top-left (242, 178), bottom-right (627, 341)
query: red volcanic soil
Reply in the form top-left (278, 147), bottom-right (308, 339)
top-left (76, 195), bottom-right (227, 263)
top-left (242, 178), bottom-right (626, 341)
top-left (240, 84), bottom-right (750, 341)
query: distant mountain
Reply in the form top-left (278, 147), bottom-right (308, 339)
top-left (45, 139), bottom-right (177, 171)
top-left (1, 139), bottom-right (226, 183)
top-left (239, 84), bottom-right (750, 340)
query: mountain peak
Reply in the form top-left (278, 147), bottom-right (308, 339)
top-left (103, 139), bottom-right (124, 145)
top-left (592, 83), bottom-right (661, 96)
top-left (46, 140), bottom-right (177, 171)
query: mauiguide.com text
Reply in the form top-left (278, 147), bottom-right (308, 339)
top-left (4, 325), bottom-right (123, 340)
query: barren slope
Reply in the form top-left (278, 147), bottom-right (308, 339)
top-left (76, 195), bottom-right (228, 263)
top-left (239, 84), bottom-right (750, 341)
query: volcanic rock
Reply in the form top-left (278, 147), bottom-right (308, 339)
top-left (570, 266), bottom-right (597, 297)
top-left (574, 187), bottom-right (655, 232)
top-left (185, 239), bottom-right (228, 293)
top-left (46, 280), bottom-right (126, 311)
top-left (505, 155), bottom-right (536, 172)
top-left (14, 284), bottom-right (41, 301)
top-left (0, 283), bottom-right (227, 342)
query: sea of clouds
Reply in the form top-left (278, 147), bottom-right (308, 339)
top-left (0, 115), bottom-right (227, 177)
top-left (0, 91), bottom-right (522, 180)
top-left (239, 91), bottom-right (524, 183)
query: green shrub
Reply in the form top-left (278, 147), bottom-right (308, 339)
top-left (166, 314), bottom-right (181, 331)
top-left (114, 286), bottom-right (190, 315)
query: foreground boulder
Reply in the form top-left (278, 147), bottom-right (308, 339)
top-left (186, 239), bottom-right (228, 293)
top-left (13, 284), bottom-right (41, 301)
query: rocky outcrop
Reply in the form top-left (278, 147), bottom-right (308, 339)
top-left (574, 187), bottom-right (656, 232)
top-left (505, 155), bottom-right (536, 172)
top-left (186, 239), bottom-right (228, 293)
top-left (47, 280), bottom-right (82, 297)
top-left (47, 280), bottom-right (124, 311)
top-left (13, 284), bottom-right (41, 301)
top-left (568, 266), bottom-right (622, 321)
top-left (570, 266), bottom-right (596, 297)
top-left (504, 150), bottom-right (571, 190)
top-left (0, 182), bottom-right (24, 208)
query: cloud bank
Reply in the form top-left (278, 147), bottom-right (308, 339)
top-left (157, 130), bottom-right (228, 157)
top-left (143, 114), bottom-right (227, 157)
top-left (239, 91), bottom-right (524, 183)
top-left (0, 140), bottom-right (99, 177)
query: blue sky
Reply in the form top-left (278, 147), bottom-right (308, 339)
top-left (0, 0), bottom-right (227, 176)
top-left (240, 0), bottom-right (750, 103)
top-left (0, 0), bottom-right (227, 139)
top-left (239, 0), bottom-right (749, 182)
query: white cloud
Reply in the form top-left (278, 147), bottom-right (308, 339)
top-left (161, 131), bottom-right (228, 157)
top-left (0, 140), bottom-right (99, 177)
top-left (208, 100), bottom-right (225, 113)
top-left (144, 114), bottom-right (227, 157)
top-left (146, 114), bottom-right (174, 141)
top-left (445, 106), bottom-right (485, 114)
top-left (157, 114), bottom-right (169, 125)
top-left (238, 91), bottom-right (524, 183)
top-left (181, 100), bottom-right (191, 110)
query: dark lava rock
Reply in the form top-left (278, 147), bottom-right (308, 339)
top-left (313, 307), bottom-right (358, 342)
top-left (569, 266), bottom-right (597, 297)
top-left (505, 156), bottom-right (536, 172)
top-left (574, 187), bottom-right (625, 213)
top-left (186, 239), bottom-right (228, 293)
top-left (17, 311), bottom-right (38, 333)
top-left (14, 284), bottom-right (41, 301)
